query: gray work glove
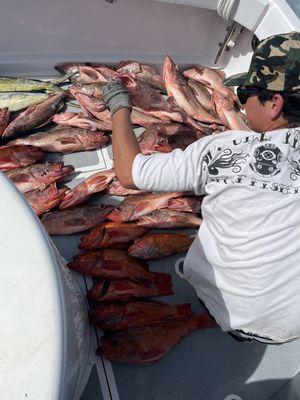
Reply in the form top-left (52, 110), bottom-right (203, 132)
top-left (102, 79), bottom-right (132, 116)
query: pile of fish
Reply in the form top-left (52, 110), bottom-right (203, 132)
top-left (0, 56), bottom-right (244, 364)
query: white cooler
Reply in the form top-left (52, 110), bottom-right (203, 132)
top-left (0, 173), bottom-right (90, 400)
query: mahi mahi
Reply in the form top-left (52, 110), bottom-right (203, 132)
top-left (0, 92), bottom-right (52, 112)
top-left (0, 74), bottom-right (72, 92)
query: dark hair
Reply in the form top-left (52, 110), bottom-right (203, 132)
top-left (257, 89), bottom-right (300, 127)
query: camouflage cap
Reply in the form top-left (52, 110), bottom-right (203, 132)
top-left (223, 31), bottom-right (300, 92)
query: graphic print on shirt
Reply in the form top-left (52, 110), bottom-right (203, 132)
top-left (203, 147), bottom-right (249, 175)
top-left (202, 129), bottom-right (300, 195)
top-left (287, 157), bottom-right (300, 181)
top-left (250, 143), bottom-right (283, 177)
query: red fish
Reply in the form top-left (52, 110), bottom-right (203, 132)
top-left (55, 61), bottom-right (87, 76)
top-left (69, 87), bottom-right (106, 118)
top-left (97, 313), bottom-right (217, 364)
top-left (5, 161), bottom-right (73, 193)
top-left (53, 112), bottom-right (112, 131)
top-left (68, 249), bottom-right (153, 282)
top-left (211, 90), bottom-right (250, 131)
top-left (115, 60), bottom-right (142, 75)
top-left (106, 178), bottom-right (146, 196)
top-left (136, 64), bottom-right (164, 92)
top-left (64, 65), bottom-right (117, 86)
top-left (88, 65), bottom-right (119, 81)
top-left (68, 248), bottom-right (169, 284)
top-left (40, 204), bottom-right (113, 235)
top-left (144, 107), bottom-right (210, 133)
top-left (106, 192), bottom-right (183, 222)
top-left (131, 107), bottom-right (164, 127)
top-left (116, 61), bottom-right (164, 91)
top-left (138, 125), bottom-right (198, 155)
top-left (89, 300), bottom-right (193, 331)
top-left (138, 126), bottom-right (173, 155)
top-left (168, 196), bottom-right (203, 213)
top-left (163, 56), bottom-right (221, 124)
top-left (0, 145), bottom-right (44, 171)
top-left (128, 232), bottom-right (193, 260)
top-left (9, 126), bottom-right (109, 153)
top-left (87, 276), bottom-right (173, 302)
top-left (24, 183), bottom-right (67, 216)
top-left (183, 65), bottom-right (237, 104)
top-left (150, 123), bottom-right (197, 136)
top-left (136, 209), bottom-right (202, 229)
top-left (59, 168), bottom-right (116, 209)
top-left (79, 221), bottom-right (148, 249)
top-left (69, 82), bottom-right (105, 98)
top-left (2, 92), bottom-right (66, 140)
top-left (120, 75), bottom-right (171, 112)
top-left (187, 79), bottom-right (215, 112)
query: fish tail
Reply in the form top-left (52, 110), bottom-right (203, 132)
top-left (67, 260), bottom-right (79, 271)
top-left (176, 303), bottom-right (193, 317)
top-left (45, 83), bottom-right (65, 92)
top-left (153, 274), bottom-right (173, 296)
top-left (194, 312), bottom-right (218, 330)
top-left (52, 72), bottom-right (78, 85)
top-left (153, 272), bottom-right (172, 288)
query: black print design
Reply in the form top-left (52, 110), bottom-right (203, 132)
top-left (250, 144), bottom-right (283, 177)
top-left (287, 157), bottom-right (300, 181)
top-left (203, 147), bottom-right (249, 175)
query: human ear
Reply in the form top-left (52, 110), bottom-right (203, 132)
top-left (270, 93), bottom-right (284, 119)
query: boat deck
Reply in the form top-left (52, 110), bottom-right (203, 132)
top-left (49, 135), bottom-right (300, 400)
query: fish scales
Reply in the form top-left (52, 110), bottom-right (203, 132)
top-left (89, 301), bottom-right (193, 331)
top-left (128, 232), bottom-right (193, 259)
top-left (2, 92), bottom-right (67, 140)
top-left (79, 221), bottom-right (148, 249)
top-left (5, 161), bottom-right (73, 193)
top-left (68, 248), bottom-right (167, 283)
top-left (59, 168), bottom-right (115, 209)
top-left (97, 313), bottom-right (217, 364)
top-left (87, 276), bottom-right (173, 302)
top-left (106, 191), bottom-right (183, 222)
top-left (41, 204), bottom-right (113, 235)
top-left (9, 126), bottom-right (109, 153)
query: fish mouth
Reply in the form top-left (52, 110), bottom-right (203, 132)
top-left (163, 55), bottom-right (177, 83)
top-left (101, 279), bottom-right (111, 298)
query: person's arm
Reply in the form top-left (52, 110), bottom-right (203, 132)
top-left (111, 109), bottom-right (140, 188)
top-left (102, 79), bottom-right (210, 194)
top-left (102, 79), bottom-right (140, 189)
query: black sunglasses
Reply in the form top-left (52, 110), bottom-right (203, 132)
top-left (237, 86), bottom-right (260, 105)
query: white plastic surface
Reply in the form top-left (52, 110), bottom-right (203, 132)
top-left (154, 0), bottom-right (218, 9)
top-left (0, 173), bottom-right (89, 400)
top-left (255, 0), bottom-right (300, 39)
top-left (0, 173), bottom-right (63, 399)
top-left (232, 0), bottom-right (269, 31)
top-left (0, 0), bottom-right (228, 75)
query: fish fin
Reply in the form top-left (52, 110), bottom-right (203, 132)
top-left (194, 312), bottom-right (218, 329)
top-left (176, 303), bottom-right (193, 317)
top-left (153, 272), bottom-right (172, 288)
top-left (46, 84), bottom-right (65, 93)
top-left (51, 72), bottom-right (78, 85)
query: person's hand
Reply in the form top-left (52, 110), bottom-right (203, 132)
top-left (102, 79), bottom-right (132, 116)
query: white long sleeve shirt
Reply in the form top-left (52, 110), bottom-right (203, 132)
top-left (132, 127), bottom-right (300, 343)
